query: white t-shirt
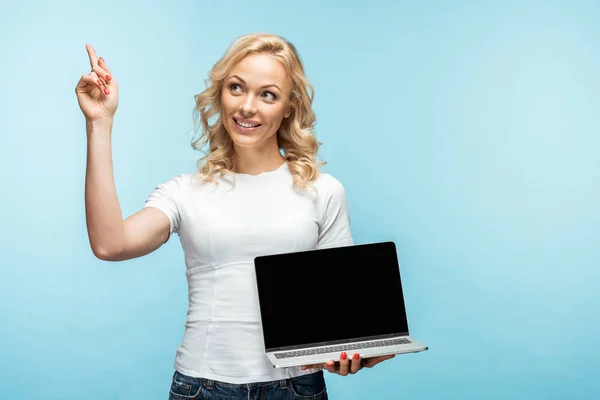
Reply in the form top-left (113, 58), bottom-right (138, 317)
top-left (143, 161), bottom-right (353, 384)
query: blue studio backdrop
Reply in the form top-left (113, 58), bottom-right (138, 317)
top-left (1, 1), bottom-right (598, 399)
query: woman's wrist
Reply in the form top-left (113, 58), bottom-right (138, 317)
top-left (86, 116), bottom-right (114, 136)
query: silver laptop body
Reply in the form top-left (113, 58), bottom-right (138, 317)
top-left (254, 241), bottom-right (428, 368)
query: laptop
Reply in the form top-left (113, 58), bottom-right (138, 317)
top-left (253, 241), bottom-right (428, 368)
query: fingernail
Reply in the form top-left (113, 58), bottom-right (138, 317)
top-left (353, 353), bottom-right (360, 360)
top-left (105, 75), bottom-right (112, 81)
top-left (301, 366), bottom-right (306, 370)
top-left (103, 88), bottom-right (110, 95)
top-left (97, 80), bottom-right (102, 86)
top-left (341, 352), bottom-right (347, 360)
top-left (99, 57), bottom-right (105, 63)
top-left (326, 361), bottom-right (333, 367)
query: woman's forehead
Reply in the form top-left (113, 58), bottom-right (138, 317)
top-left (227, 54), bottom-right (290, 88)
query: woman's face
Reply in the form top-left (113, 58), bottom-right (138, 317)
top-left (221, 53), bottom-right (293, 151)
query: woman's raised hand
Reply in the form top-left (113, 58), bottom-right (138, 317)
top-left (75, 44), bottom-right (119, 122)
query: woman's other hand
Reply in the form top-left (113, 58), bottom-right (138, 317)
top-left (301, 352), bottom-right (395, 376)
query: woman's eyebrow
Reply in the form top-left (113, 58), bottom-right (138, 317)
top-left (229, 75), bottom-right (281, 91)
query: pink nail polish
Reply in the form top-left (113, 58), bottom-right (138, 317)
top-left (341, 352), bottom-right (347, 360)
top-left (105, 75), bottom-right (112, 81)
top-left (103, 88), bottom-right (110, 95)
top-left (326, 361), bottom-right (333, 367)
top-left (353, 353), bottom-right (360, 360)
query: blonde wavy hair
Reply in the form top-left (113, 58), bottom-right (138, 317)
top-left (191, 33), bottom-right (325, 189)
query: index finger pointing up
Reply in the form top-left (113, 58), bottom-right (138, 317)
top-left (86, 44), bottom-right (99, 69)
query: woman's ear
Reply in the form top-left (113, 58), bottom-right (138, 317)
top-left (284, 105), bottom-right (293, 118)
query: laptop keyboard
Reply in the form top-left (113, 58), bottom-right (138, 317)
top-left (273, 338), bottom-right (411, 359)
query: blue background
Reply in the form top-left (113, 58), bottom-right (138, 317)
top-left (1, 1), bottom-right (598, 399)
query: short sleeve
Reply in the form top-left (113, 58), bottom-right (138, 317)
top-left (316, 175), bottom-right (354, 249)
top-left (142, 174), bottom-right (186, 236)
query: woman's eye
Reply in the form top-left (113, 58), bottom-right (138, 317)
top-left (262, 91), bottom-right (276, 101)
top-left (230, 83), bottom-right (242, 92)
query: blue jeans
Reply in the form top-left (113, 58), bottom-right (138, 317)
top-left (169, 369), bottom-right (328, 400)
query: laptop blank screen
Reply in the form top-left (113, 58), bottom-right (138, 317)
top-left (254, 241), bottom-right (410, 351)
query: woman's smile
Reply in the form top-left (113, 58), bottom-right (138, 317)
top-left (232, 116), bottom-right (263, 133)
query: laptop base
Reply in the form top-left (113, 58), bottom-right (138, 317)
top-left (266, 336), bottom-right (428, 368)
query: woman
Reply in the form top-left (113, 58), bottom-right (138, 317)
top-left (76, 33), bottom-right (393, 399)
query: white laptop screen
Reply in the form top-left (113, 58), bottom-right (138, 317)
top-left (254, 241), bottom-right (410, 351)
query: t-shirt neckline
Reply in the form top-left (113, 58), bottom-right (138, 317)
top-left (233, 161), bottom-right (288, 179)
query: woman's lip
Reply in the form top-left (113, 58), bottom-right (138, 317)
top-left (233, 116), bottom-right (262, 125)
top-left (232, 117), bottom-right (262, 133)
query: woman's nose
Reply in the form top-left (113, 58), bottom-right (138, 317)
top-left (239, 97), bottom-right (257, 116)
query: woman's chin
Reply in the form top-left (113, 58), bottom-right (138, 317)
top-left (230, 134), bottom-right (260, 149)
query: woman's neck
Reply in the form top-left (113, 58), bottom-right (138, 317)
top-left (233, 146), bottom-right (285, 176)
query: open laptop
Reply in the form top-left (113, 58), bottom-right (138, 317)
top-left (253, 241), bottom-right (428, 368)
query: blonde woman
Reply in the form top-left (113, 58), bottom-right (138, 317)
top-left (76, 33), bottom-right (393, 399)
